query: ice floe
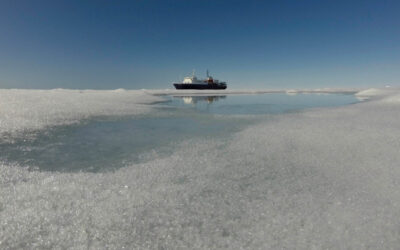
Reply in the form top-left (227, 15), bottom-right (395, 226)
top-left (1, 88), bottom-right (400, 249)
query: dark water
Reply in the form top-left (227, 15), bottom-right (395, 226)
top-left (0, 93), bottom-right (358, 172)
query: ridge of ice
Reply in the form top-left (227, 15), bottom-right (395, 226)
top-left (355, 87), bottom-right (400, 103)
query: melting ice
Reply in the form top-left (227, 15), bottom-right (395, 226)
top-left (1, 92), bottom-right (356, 172)
top-left (1, 88), bottom-right (400, 249)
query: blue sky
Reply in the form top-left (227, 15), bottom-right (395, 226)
top-left (0, 0), bottom-right (399, 89)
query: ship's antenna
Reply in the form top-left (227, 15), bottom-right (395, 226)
top-left (206, 69), bottom-right (209, 78)
top-left (192, 69), bottom-right (195, 77)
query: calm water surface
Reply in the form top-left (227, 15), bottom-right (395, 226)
top-left (168, 93), bottom-right (357, 114)
top-left (1, 93), bottom-right (358, 172)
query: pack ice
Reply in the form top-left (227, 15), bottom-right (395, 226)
top-left (1, 88), bottom-right (400, 249)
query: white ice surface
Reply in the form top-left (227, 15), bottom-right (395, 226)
top-left (146, 88), bottom-right (360, 96)
top-left (1, 88), bottom-right (400, 249)
top-left (0, 89), bottom-right (164, 139)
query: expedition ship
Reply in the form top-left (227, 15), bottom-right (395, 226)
top-left (173, 70), bottom-right (227, 90)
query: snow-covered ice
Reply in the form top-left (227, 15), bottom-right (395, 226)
top-left (0, 89), bottom-right (164, 139)
top-left (1, 87), bottom-right (400, 249)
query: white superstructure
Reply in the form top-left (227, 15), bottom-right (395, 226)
top-left (181, 70), bottom-right (221, 85)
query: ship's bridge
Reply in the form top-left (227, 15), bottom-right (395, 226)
top-left (183, 76), bottom-right (204, 84)
top-left (183, 77), bottom-right (194, 83)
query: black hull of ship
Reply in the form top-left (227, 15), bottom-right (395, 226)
top-left (173, 84), bottom-right (227, 90)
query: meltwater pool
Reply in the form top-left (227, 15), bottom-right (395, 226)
top-left (0, 93), bottom-right (359, 172)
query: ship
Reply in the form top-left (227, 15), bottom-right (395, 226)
top-left (173, 70), bottom-right (227, 90)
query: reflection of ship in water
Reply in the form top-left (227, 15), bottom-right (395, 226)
top-left (174, 95), bottom-right (226, 104)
